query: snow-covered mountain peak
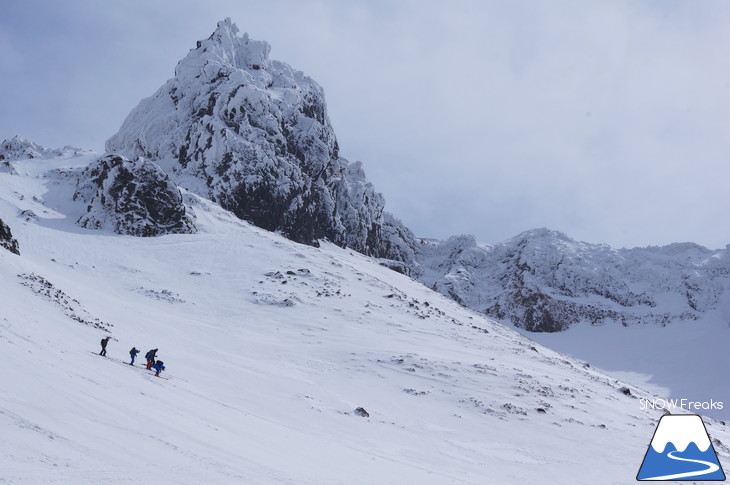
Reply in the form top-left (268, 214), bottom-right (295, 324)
top-left (648, 241), bottom-right (715, 257)
top-left (106, 19), bottom-right (416, 263)
top-left (1, 135), bottom-right (42, 160)
top-left (505, 228), bottom-right (613, 256)
top-left (0, 135), bottom-right (86, 162)
top-left (512, 227), bottom-right (571, 242)
top-left (175, 18), bottom-right (272, 85)
top-left (1, 135), bottom-right (49, 161)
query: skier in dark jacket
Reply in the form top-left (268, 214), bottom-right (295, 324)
top-left (129, 347), bottom-right (140, 365)
top-left (145, 349), bottom-right (158, 369)
top-left (152, 360), bottom-right (165, 377)
top-left (99, 336), bottom-right (111, 356)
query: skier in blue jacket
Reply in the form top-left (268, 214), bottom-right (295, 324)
top-left (153, 360), bottom-right (165, 377)
top-left (129, 347), bottom-right (140, 365)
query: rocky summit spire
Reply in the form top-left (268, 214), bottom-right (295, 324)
top-left (174, 18), bottom-right (271, 85)
top-left (106, 19), bottom-right (415, 264)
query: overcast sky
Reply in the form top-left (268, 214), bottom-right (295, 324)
top-left (2, 0), bottom-right (729, 249)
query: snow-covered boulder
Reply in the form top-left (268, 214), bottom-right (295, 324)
top-left (106, 18), bottom-right (414, 262)
top-left (74, 155), bottom-right (197, 237)
top-left (0, 218), bottom-right (20, 255)
top-left (416, 229), bottom-right (730, 332)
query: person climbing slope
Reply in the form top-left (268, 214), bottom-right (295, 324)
top-left (145, 348), bottom-right (158, 369)
top-left (99, 336), bottom-right (111, 356)
top-left (152, 360), bottom-right (165, 377)
top-left (129, 347), bottom-right (140, 365)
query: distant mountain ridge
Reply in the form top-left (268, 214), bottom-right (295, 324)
top-left (0, 135), bottom-right (87, 162)
top-left (415, 228), bottom-right (730, 332)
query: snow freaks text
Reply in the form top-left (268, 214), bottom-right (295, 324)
top-left (640, 399), bottom-right (724, 412)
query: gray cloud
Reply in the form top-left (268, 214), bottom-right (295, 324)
top-left (2, 0), bottom-right (728, 248)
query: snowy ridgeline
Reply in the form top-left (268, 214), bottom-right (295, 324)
top-left (2, 151), bottom-right (729, 484)
top-left (415, 230), bottom-right (730, 332)
top-left (0, 135), bottom-right (89, 163)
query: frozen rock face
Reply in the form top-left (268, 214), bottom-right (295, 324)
top-left (0, 159), bottom-right (14, 174)
top-left (106, 18), bottom-right (415, 263)
top-left (74, 155), bottom-right (196, 237)
top-left (0, 218), bottom-right (20, 255)
top-left (416, 229), bottom-right (730, 332)
top-left (0, 135), bottom-right (85, 162)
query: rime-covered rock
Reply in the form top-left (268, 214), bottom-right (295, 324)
top-left (416, 229), bottom-right (730, 332)
top-left (0, 135), bottom-right (85, 162)
top-left (106, 18), bottom-right (414, 263)
top-left (0, 159), bottom-right (14, 174)
top-left (74, 155), bottom-right (196, 237)
top-left (0, 218), bottom-right (20, 255)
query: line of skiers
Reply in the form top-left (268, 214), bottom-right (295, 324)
top-left (100, 338), bottom-right (165, 377)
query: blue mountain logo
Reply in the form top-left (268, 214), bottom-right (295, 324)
top-left (637, 414), bottom-right (726, 481)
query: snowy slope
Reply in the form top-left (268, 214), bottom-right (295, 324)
top-left (2, 153), bottom-right (729, 484)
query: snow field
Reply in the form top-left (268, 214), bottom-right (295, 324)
top-left (1, 156), bottom-right (729, 484)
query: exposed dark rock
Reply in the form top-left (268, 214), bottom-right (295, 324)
top-left (74, 155), bottom-right (197, 237)
top-left (0, 218), bottom-right (20, 255)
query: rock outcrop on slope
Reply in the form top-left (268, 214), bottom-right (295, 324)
top-left (106, 19), bottom-right (415, 263)
top-left (0, 218), bottom-right (20, 255)
top-left (73, 155), bottom-right (197, 237)
top-left (415, 229), bottom-right (730, 332)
